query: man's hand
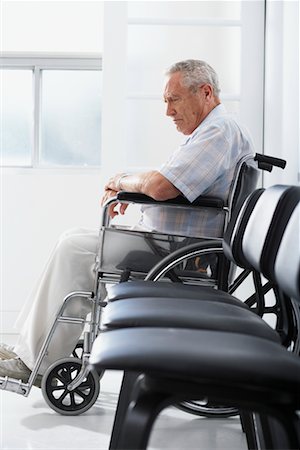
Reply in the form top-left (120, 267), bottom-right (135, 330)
top-left (101, 169), bottom-right (180, 219)
top-left (104, 173), bottom-right (126, 193)
top-left (101, 188), bottom-right (128, 218)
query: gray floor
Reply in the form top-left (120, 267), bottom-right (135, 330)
top-left (0, 335), bottom-right (247, 450)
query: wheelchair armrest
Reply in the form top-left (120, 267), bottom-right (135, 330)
top-left (116, 192), bottom-right (225, 209)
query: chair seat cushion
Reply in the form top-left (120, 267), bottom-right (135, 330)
top-left (102, 297), bottom-right (279, 342)
top-left (90, 327), bottom-right (300, 403)
top-left (107, 281), bottom-right (248, 309)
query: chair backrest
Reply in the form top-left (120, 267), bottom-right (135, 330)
top-left (262, 187), bottom-right (300, 301)
top-left (242, 185), bottom-right (300, 273)
top-left (224, 185), bottom-right (300, 300)
top-left (222, 187), bottom-right (265, 268)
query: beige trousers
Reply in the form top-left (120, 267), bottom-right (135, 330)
top-left (14, 228), bottom-right (99, 374)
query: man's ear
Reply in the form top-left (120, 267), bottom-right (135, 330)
top-left (202, 84), bottom-right (213, 101)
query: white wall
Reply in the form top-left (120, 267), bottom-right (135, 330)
top-left (1, 170), bottom-right (103, 332)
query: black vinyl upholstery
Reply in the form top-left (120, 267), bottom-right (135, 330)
top-left (101, 297), bottom-right (280, 342)
top-left (90, 185), bottom-right (300, 450)
top-left (107, 280), bottom-right (248, 308)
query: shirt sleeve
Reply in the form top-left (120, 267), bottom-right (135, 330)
top-left (159, 123), bottom-right (231, 202)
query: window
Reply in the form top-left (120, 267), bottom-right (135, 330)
top-left (0, 55), bottom-right (102, 168)
top-left (1, 69), bottom-right (33, 166)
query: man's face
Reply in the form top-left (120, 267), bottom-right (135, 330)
top-left (163, 71), bottom-right (208, 135)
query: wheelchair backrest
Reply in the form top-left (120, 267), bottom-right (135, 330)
top-left (227, 154), bottom-right (259, 220)
top-left (227, 153), bottom-right (287, 223)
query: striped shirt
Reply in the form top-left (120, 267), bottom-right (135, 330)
top-left (139, 104), bottom-right (255, 238)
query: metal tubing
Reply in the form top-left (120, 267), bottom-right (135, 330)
top-left (0, 376), bottom-right (30, 396)
top-left (27, 291), bottom-right (93, 389)
top-left (66, 353), bottom-right (91, 391)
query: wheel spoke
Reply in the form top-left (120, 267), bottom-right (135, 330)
top-left (77, 381), bottom-right (90, 390)
top-left (48, 385), bottom-right (65, 393)
top-left (57, 389), bottom-right (70, 405)
top-left (55, 373), bottom-right (68, 385)
top-left (69, 391), bottom-right (76, 407)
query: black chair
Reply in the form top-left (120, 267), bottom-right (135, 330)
top-left (106, 172), bottom-right (298, 343)
top-left (90, 185), bottom-right (300, 450)
top-left (97, 153), bottom-right (289, 420)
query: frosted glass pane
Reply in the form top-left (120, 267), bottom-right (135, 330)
top-left (2, 1), bottom-right (103, 52)
top-left (126, 99), bottom-right (183, 168)
top-left (41, 70), bottom-right (102, 166)
top-left (1, 69), bottom-right (33, 166)
top-left (127, 25), bottom-right (241, 95)
top-left (128, 1), bottom-right (241, 20)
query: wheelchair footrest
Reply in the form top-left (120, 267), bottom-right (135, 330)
top-left (0, 375), bottom-right (30, 396)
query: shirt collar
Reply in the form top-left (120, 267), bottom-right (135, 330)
top-left (185, 103), bottom-right (227, 143)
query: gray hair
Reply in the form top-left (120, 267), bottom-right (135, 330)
top-left (166, 59), bottom-right (221, 97)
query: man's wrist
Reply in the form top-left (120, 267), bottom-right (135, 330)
top-left (116, 173), bottom-right (129, 191)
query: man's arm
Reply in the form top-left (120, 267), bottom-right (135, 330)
top-left (106, 170), bottom-right (180, 201)
top-left (101, 170), bottom-right (181, 218)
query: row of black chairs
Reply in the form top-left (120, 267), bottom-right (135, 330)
top-left (90, 184), bottom-right (300, 450)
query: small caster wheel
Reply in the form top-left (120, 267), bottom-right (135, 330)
top-left (41, 357), bottom-right (100, 415)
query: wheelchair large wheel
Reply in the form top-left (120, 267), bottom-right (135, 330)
top-left (176, 400), bottom-right (238, 418)
top-left (146, 243), bottom-right (238, 418)
top-left (42, 357), bottom-right (100, 415)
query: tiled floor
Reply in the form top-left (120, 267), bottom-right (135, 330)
top-left (0, 335), bottom-right (247, 450)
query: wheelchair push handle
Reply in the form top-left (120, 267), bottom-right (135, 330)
top-left (254, 153), bottom-right (286, 172)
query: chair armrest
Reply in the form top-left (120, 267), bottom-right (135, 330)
top-left (116, 192), bottom-right (224, 209)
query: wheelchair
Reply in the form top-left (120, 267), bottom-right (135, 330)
top-left (0, 152), bottom-right (295, 417)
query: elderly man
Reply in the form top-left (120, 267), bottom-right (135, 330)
top-left (0, 59), bottom-right (254, 383)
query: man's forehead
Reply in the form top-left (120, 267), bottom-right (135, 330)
top-left (164, 72), bottom-right (185, 97)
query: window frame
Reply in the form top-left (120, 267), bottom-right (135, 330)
top-left (0, 52), bottom-right (102, 169)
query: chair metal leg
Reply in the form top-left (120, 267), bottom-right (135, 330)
top-left (240, 411), bottom-right (259, 449)
top-left (109, 371), bottom-right (140, 449)
top-left (111, 375), bottom-right (171, 450)
top-left (254, 411), bottom-right (300, 450)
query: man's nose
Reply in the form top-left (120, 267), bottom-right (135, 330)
top-left (166, 103), bottom-right (175, 117)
